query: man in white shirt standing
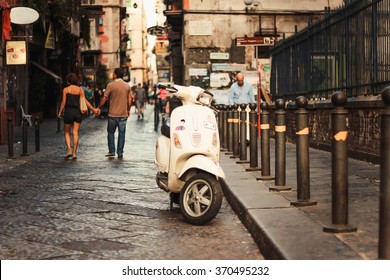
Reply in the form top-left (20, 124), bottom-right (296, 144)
top-left (228, 72), bottom-right (255, 105)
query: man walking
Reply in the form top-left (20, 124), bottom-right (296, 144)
top-left (98, 68), bottom-right (132, 159)
top-left (135, 83), bottom-right (146, 120)
top-left (228, 72), bottom-right (255, 105)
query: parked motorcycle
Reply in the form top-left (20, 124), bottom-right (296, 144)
top-left (155, 85), bottom-right (225, 225)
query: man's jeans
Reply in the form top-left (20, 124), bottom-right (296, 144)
top-left (107, 117), bottom-right (127, 156)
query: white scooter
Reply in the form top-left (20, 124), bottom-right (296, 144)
top-left (155, 85), bottom-right (225, 225)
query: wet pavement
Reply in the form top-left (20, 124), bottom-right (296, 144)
top-left (0, 105), bottom-right (262, 260)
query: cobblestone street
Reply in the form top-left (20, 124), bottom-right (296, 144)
top-left (0, 106), bottom-right (263, 260)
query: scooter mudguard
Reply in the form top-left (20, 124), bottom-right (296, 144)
top-left (178, 155), bottom-right (225, 179)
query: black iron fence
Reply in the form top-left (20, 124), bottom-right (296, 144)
top-left (271, 0), bottom-right (390, 101)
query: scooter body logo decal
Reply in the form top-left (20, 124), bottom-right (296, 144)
top-left (175, 125), bottom-right (186, 130)
top-left (175, 119), bottom-right (186, 130)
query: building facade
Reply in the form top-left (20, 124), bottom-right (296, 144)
top-left (126, 0), bottom-right (149, 86)
top-left (81, 0), bottom-right (128, 87)
top-left (164, 0), bottom-right (343, 103)
top-left (0, 0), bottom-right (155, 144)
top-left (0, 0), bottom-right (83, 144)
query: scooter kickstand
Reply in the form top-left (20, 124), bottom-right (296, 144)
top-left (170, 200), bottom-right (174, 211)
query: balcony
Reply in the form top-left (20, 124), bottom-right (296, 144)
top-left (163, 0), bottom-right (183, 32)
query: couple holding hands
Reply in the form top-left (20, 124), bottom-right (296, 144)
top-left (57, 68), bottom-right (132, 160)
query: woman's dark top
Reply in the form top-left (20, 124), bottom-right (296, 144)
top-left (64, 87), bottom-right (83, 124)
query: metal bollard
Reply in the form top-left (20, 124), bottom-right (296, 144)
top-left (226, 105), bottom-right (234, 155)
top-left (56, 115), bottom-right (61, 133)
top-left (231, 104), bottom-right (240, 159)
top-left (257, 102), bottom-right (274, 180)
top-left (35, 116), bottom-right (40, 152)
top-left (21, 118), bottom-right (29, 156)
top-left (291, 96), bottom-right (317, 207)
top-left (379, 87), bottom-right (390, 259)
top-left (216, 105), bottom-right (223, 146)
top-left (246, 103), bottom-right (261, 171)
top-left (237, 103), bottom-right (249, 163)
top-left (221, 105), bottom-right (228, 151)
top-left (7, 116), bottom-right (15, 159)
top-left (269, 99), bottom-right (291, 191)
top-left (323, 91), bottom-right (356, 233)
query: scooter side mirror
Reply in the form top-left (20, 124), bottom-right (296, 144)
top-left (197, 91), bottom-right (213, 106)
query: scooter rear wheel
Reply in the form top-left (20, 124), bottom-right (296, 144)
top-left (179, 172), bottom-right (223, 225)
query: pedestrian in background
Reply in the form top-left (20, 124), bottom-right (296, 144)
top-left (57, 73), bottom-right (99, 159)
top-left (98, 68), bottom-right (132, 159)
top-left (131, 85), bottom-right (137, 114)
top-left (135, 83), bottom-right (146, 120)
top-left (228, 72), bottom-right (255, 105)
top-left (159, 86), bottom-right (168, 113)
top-left (94, 88), bottom-right (102, 108)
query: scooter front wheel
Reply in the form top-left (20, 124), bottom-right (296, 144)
top-left (179, 172), bottom-right (223, 225)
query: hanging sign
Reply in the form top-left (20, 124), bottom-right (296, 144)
top-left (236, 36), bottom-right (276, 46)
top-left (45, 24), bottom-right (55, 49)
top-left (6, 41), bottom-right (26, 65)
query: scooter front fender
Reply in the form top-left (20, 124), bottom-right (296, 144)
top-left (178, 155), bottom-right (225, 179)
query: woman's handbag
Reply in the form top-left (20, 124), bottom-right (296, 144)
top-left (80, 94), bottom-right (88, 115)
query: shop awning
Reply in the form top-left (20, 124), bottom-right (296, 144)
top-left (30, 61), bottom-right (62, 85)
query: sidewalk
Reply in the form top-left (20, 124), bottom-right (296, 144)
top-left (219, 140), bottom-right (380, 260)
top-left (0, 116), bottom-right (95, 174)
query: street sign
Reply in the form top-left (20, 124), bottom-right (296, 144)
top-left (236, 36), bottom-right (276, 46)
top-left (147, 25), bottom-right (166, 37)
top-left (210, 52), bottom-right (229, 60)
top-left (155, 41), bottom-right (168, 54)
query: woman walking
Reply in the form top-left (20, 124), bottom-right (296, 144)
top-left (57, 73), bottom-right (99, 159)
